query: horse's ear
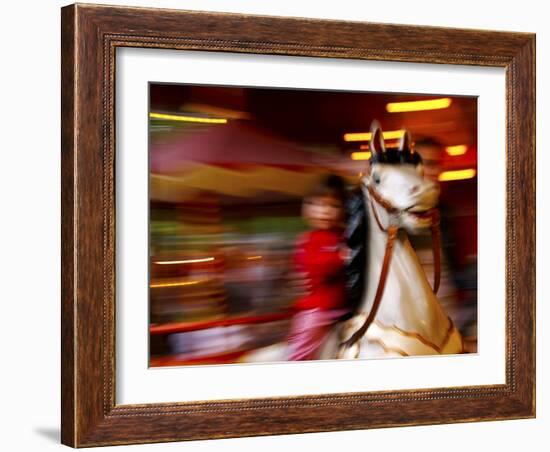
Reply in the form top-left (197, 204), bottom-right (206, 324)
top-left (399, 129), bottom-right (423, 166)
top-left (399, 130), bottom-right (412, 152)
top-left (369, 120), bottom-right (385, 156)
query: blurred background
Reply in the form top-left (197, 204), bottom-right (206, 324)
top-left (148, 83), bottom-right (478, 366)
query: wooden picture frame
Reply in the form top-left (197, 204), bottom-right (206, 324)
top-left (61, 3), bottom-right (535, 447)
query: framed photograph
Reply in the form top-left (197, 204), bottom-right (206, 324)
top-left (61, 3), bottom-right (535, 447)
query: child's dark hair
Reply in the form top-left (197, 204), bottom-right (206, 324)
top-left (307, 174), bottom-right (348, 204)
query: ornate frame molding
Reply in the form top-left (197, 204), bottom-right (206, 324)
top-left (61, 4), bottom-right (535, 447)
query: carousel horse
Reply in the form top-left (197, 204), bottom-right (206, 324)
top-left (323, 121), bottom-right (463, 359)
top-left (245, 121), bottom-right (463, 362)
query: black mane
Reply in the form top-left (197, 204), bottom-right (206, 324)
top-left (370, 146), bottom-right (423, 166)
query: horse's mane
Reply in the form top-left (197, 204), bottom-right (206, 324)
top-left (369, 145), bottom-right (423, 166)
top-left (344, 185), bottom-right (368, 315)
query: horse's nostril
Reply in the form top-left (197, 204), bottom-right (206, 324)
top-left (410, 185), bottom-right (420, 194)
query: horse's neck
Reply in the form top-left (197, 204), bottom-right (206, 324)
top-left (362, 191), bottom-right (449, 339)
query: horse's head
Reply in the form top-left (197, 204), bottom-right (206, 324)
top-left (362, 121), bottom-right (439, 233)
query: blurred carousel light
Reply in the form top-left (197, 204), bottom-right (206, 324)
top-left (351, 151), bottom-right (372, 160)
top-left (154, 257), bottom-right (215, 265)
top-left (149, 112), bottom-right (228, 124)
top-left (150, 279), bottom-right (207, 288)
top-left (386, 98), bottom-right (452, 113)
top-left (438, 168), bottom-right (476, 182)
top-left (445, 144), bottom-right (468, 156)
top-left (343, 130), bottom-right (405, 142)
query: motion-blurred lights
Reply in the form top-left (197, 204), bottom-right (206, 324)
top-left (149, 112), bottom-right (228, 124)
top-left (343, 130), bottom-right (405, 142)
top-left (155, 257), bottom-right (215, 265)
top-left (438, 168), bottom-right (476, 182)
top-left (150, 279), bottom-right (206, 288)
top-left (386, 98), bottom-right (452, 113)
top-left (445, 144), bottom-right (468, 156)
top-left (351, 151), bottom-right (372, 160)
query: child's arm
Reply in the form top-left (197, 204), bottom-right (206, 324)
top-left (319, 251), bottom-right (347, 285)
top-left (299, 235), bottom-right (346, 281)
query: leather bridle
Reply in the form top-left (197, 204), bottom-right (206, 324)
top-left (340, 183), bottom-right (442, 350)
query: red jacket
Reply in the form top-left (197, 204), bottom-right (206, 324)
top-left (293, 229), bottom-right (346, 311)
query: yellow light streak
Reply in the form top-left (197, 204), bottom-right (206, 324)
top-left (154, 257), bottom-right (215, 265)
top-left (386, 98), bottom-right (452, 113)
top-left (149, 112), bottom-right (228, 124)
top-left (351, 151), bottom-right (372, 161)
top-left (445, 144), bottom-right (468, 156)
top-left (150, 279), bottom-right (206, 288)
top-left (247, 256), bottom-right (262, 260)
top-left (438, 169), bottom-right (476, 182)
top-left (343, 130), bottom-right (405, 142)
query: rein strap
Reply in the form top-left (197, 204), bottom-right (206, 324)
top-left (430, 209), bottom-right (441, 294)
top-left (368, 184), bottom-right (441, 294)
top-left (341, 225), bottom-right (398, 349)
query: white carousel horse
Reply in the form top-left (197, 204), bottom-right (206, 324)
top-left (325, 121), bottom-right (463, 359)
top-left (244, 121), bottom-right (463, 362)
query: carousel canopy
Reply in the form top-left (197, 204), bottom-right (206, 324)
top-left (150, 121), bottom-right (342, 202)
top-left (151, 121), bottom-right (324, 173)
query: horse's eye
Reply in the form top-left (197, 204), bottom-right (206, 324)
top-left (372, 173), bottom-right (381, 184)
